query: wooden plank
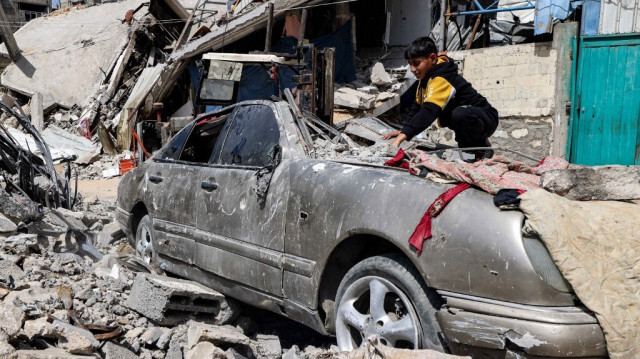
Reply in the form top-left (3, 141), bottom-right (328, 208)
top-left (0, 6), bottom-right (20, 61)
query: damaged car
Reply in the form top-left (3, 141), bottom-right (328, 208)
top-left (116, 98), bottom-right (607, 357)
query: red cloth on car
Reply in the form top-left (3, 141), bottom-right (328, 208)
top-left (383, 148), bottom-right (417, 175)
top-left (409, 183), bottom-right (471, 254)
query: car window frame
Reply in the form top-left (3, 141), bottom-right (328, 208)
top-left (212, 103), bottom-right (284, 170)
top-left (153, 106), bottom-right (238, 167)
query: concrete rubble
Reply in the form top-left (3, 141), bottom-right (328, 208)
top-left (541, 165), bottom-right (640, 201)
top-left (333, 61), bottom-right (413, 121)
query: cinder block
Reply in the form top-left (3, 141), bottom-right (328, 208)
top-left (125, 273), bottom-right (240, 326)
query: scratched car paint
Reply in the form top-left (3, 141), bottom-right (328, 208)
top-left (116, 100), bottom-right (607, 357)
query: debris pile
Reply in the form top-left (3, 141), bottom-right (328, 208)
top-left (0, 189), bottom-right (472, 358)
top-left (334, 61), bottom-right (415, 122)
top-left (0, 190), bottom-right (336, 358)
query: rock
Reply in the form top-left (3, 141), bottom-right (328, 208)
top-left (124, 327), bottom-right (145, 341)
top-left (0, 331), bottom-right (15, 357)
top-left (125, 273), bottom-right (239, 326)
top-left (370, 62), bottom-right (393, 86)
top-left (0, 212), bottom-right (17, 234)
top-left (26, 212), bottom-right (67, 238)
top-left (282, 346), bottom-right (300, 359)
top-left (254, 334), bottom-right (281, 359)
top-left (0, 190), bottom-right (42, 224)
top-left (115, 242), bottom-right (135, 256)
top-left (541, 165), bottom-right (640, 201)
top-left (156, 328), bottom-right (172, 350)
top-left (0, 302), bottom-right (26, 337)
top-left (357, 85), bottom-right (379, 94)
top-left (0, 259), bottom-right (25, 288)
top-left (186, 342), bottom-right (225, 359)
top-left (75, 152), bottom-right (101, 165)
top-left (50, 320), bottom-right (100, 352)
top-left (0, 287), bottom-right (9, 299)
top-left (187, 321), bottom-right (252, 349)
top-left (0, 234), bottom-right (38, 256)
top-left (140, 327), bottom-right (170, 347)
top-left (97, 222), bottom-right (124, 248)
top-left (80, 211), bottom-right (100, 227)
top-left (75, 288), bottom-right (93, 301)
top-left (375, 91), bottom-right (396, 102)
top-left (24, 316), bottom-right (55, 339)
top-left (101, 341), bottom-right (140, 359)
top-left (67, 331), bottom-right (94, 355)
top-left (56, 285), bottom-right (73, 309)
top-left (51, 208), bottom-right (88, 231)
top-left (334, 88), bottom-right (376, 110)
top-left (165, 325), bottom-right (188, 359)
top-left (11, 348), bottom-right (93, 358)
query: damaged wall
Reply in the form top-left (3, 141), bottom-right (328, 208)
top-left (439, 22), bottom-right (577, 161)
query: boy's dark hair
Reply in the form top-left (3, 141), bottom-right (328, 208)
top-left (404, 37), bottom-right (438, 59)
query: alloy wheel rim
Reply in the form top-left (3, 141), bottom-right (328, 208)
top-left (336, 276), bottom-right (421, 351)
top-left (136, 226), bottom-right (153, 264)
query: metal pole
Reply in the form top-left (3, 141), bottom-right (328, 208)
top-left (438, 0), bottom-right (447, 51)
top-left (264, 2), bottom-right (274, 52)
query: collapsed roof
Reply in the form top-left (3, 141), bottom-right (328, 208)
top-left (0, 0), bottom-right (147, 109)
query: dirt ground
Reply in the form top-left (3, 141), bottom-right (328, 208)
top-left (77, 177), bottom-right (121, 202)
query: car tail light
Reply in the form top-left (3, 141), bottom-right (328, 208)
top-left (523, 236), bottom-right (572, 293)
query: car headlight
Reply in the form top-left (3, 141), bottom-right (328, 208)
top-left (523, 236), bottom-right (572, 293)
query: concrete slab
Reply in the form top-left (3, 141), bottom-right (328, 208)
top-left (42, 125), bottom-right (99, 161)
top-left (334, 87), bottom-right (376, 110)
top-left (0, 0), bottom-right (146, 108)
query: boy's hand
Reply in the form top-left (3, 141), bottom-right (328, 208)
top-left (390, 133), bottom-right (407, 147)
top-left (382, 130), bottom-right (401, 140)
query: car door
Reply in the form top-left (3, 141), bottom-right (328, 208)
top-left (149, 110), bottom-right (234, 266)
top-left (194, 103), bottom-right (289, 296)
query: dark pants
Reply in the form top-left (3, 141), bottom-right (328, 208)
top-left (448, 106), bottom-right (499, 148)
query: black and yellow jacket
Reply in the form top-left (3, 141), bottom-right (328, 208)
top-left (401, 56), bottom-right (493, 139)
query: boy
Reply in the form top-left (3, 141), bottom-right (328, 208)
top-left (383, 37), bottom-right (499, 160)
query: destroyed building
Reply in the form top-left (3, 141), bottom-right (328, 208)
top-left (0, 0), bottom-right (635, 173)
top-left (0, 0), bottom-right (635, 358)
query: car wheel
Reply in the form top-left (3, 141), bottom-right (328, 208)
top-left (135, 215), bottom-right (155, 264)
top-left (335, 254), bottom-right (444, 351)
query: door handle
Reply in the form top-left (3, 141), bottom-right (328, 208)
top-left (201, 181), bottom-right (219, 191)
top-left (149, 175), bottom-right (164, 183)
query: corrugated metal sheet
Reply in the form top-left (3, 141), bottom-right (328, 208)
top-left (598, 0), bottom-right (640, 34)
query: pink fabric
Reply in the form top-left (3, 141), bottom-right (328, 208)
top-left (405, 151), bottom-right (569, 194)
top-left (409, 183), bottom-right (471, 254)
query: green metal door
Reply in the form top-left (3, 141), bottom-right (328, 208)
top-left (570, 34), bottom-right (640, 165)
